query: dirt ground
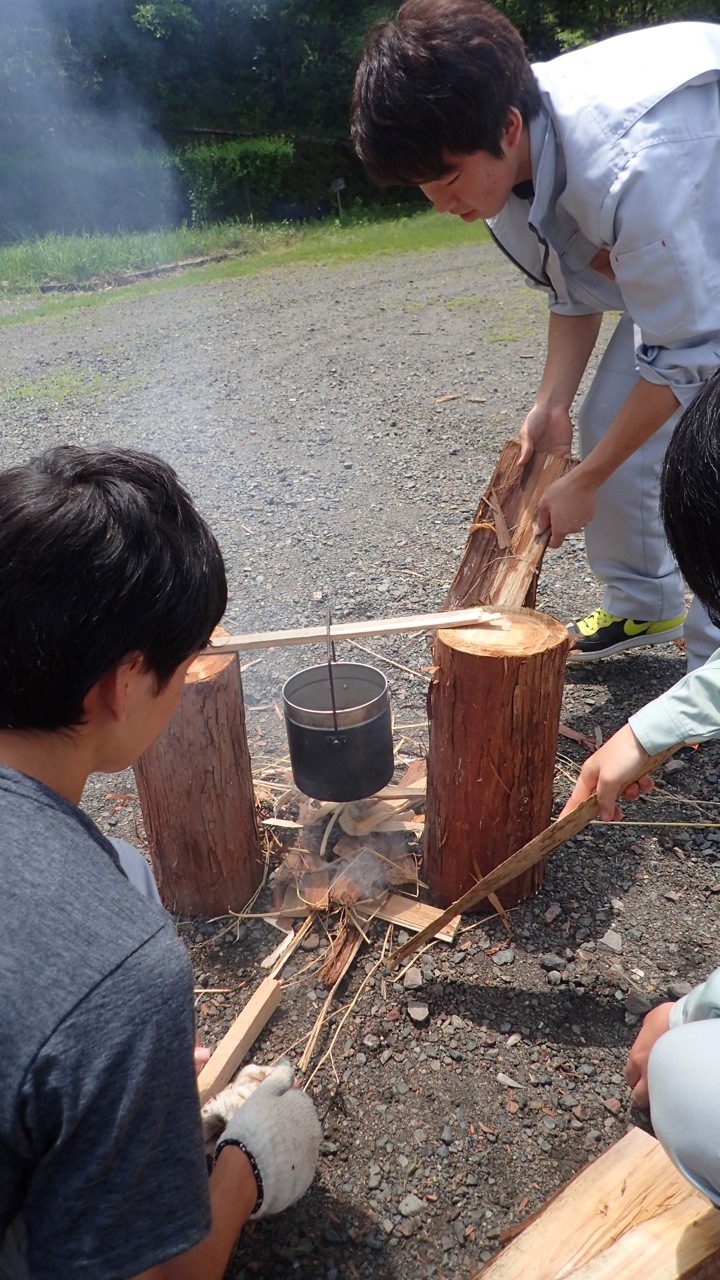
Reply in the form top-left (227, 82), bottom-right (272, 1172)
top-left (2, 237), bottom-right (719, 1279)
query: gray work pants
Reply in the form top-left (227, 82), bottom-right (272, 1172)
top-left (649, 1019), bottom-right (720, 1206)
top-left (578, 313), bottom-right (720, 670)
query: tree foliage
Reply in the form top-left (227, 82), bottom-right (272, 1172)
top-left (1, 0), bottom-right (719, 140)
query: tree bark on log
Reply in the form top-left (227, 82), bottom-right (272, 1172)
top-left (444, 439), bottom-right (576, 611)
top-left (133, 649), bottom-right (261, 916)
top-left (424, 608), bottom-right (570, 908)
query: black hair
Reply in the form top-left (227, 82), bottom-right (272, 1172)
top-left (661, 370), bottom-right (720, 619)
top-left (351, 0), bottom-right (541, 186)
top-left (0, 445), bottom-right (227, 731)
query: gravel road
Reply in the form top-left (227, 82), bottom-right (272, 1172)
top-left (2, 240), bottom-right (719, 1279)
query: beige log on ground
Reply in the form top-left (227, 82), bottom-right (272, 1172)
top-left (133, 647), bottom-right (261, 916)
top-left (424, 607), bottom-right (570, 908)
top-left (444, 439), bottom-right (576, 611)
top-left (473, 1127), bottom-right (720, 1280)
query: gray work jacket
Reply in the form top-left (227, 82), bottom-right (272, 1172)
top-left (488, 22), bottom-right (720, 404)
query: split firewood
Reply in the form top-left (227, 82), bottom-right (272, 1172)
top-left (485, 489), bottom-right (512, 550)
top-left (443, 439), bottom-right (576, 610)
top-left (388, 744), bottom-right (678, 967)
top-left (271, 887), bottom-right (460, 944)
top-left (319, 919), bottom-right (363, 986)
top-left (299, 925), bottom-right (364, 1070)
top-left (473, 1127), bottom-right (720, 1279)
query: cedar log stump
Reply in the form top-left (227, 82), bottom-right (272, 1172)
top-left (424, 607), bottom-right (570, 908)
top-left (133, 648), bottom-right (261, 916)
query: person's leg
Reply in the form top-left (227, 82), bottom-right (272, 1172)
top-left (0, 1221), bottom-right (29, 1280)
top-left (578, 313), bottom-right (685, 623)
top-left (683, 597), bottom-right (720, 674)
top-left (648, 1020), bottom-right (720, 1206)
top-left (110, 836), bottom-right (163, 907)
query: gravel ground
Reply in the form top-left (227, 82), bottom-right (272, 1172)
top-left (2, 241), bottom-right (719, 1279)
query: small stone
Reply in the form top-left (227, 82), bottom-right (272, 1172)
top-left (546, 970), bottom-right (563, 985)
top-left (497, 1071), bottom-right (523, 1089)
top-left (599, 929), bottom-right (623, 955)
top-left (397, 1219), bottom-right (416, 1238)
top-left (667, 981), bottom-right (693, 1000)
top-left (491, 949), bottom-right (515, 967)
top-left (407, 1001), bottom-right (430, 1024)
top-left (399, 1193), bottom-right (424, 1217)
top-left (301, 932), bottom-right (321, 951)
top-left (540, 952), bottom-right (566, 971)
top-left (544, 904), bottom-right (562, 924)
top-left (363, 1034), bottom-right (380, 1050)
top-left (625, 991), bottom-right (652, 1016)
top-left (403, 966), bottom-right (424, 991)
top-left (603, 1097), bottom-right (623, 1115)
top-left (664, 758), bottom-right (685, 774)
top-left (506, 1033), bottom-right (521, 1048)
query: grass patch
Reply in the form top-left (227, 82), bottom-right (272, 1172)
top-left (0, 368), bottom-right (139, 407)
top-left (0, 209), bottom-right (489, 326)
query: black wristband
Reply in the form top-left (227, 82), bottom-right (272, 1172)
top-left (214, 1138), bottom-right (264, 1215)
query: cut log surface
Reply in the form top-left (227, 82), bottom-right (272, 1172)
top-left (133, 648), bottom-right (261, 916)
top-left (444, 440), bottom-right (575, 611)
top-left (474, 1128), bottom-right (720, 1280)
top-left (424, 608), bottom-right (570, 908)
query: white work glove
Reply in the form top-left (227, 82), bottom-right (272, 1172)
top-left (216, 1060), bottom-right (321, 1218)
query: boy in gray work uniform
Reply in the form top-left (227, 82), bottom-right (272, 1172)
top-left (352, 0), bottom-right (720, 671)
top-left (563, 372), bottom-right (720, 1207)
top-left (0, 446), bottom-right (320, 1280)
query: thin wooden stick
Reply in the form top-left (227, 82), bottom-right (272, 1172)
top-left (203, 606), bottom-right (503, 654)
top-left (197, 976), bottom-right (282, 1105)
top-left (387, 745), bottom-right (679, 968)
top-left (298, 931), bottom-right (363, 1072)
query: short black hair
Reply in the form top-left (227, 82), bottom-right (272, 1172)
top-left (0, 445), bottom-right (227, 731)
top-left (351, 0), bottom-right (540, 186)
top-left (661, 371), bottom-right (720, 619)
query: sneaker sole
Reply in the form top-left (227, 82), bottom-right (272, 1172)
top-left (567, 623), bottom-right (685, 663)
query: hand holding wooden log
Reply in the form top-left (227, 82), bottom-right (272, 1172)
top-left (387, 743), bottom-right (678, 968)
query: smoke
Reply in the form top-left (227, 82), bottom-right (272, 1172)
top-left (0, 0), bottom-right (186, 240)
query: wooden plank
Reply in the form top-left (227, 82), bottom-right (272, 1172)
top-left (389, 744), bottom-right (678, 966)
top-left (473, 1128), bottom-right (720, 1280)
top-left (197, 976), bottom-right (282, 1106)
top-left (444, 439), bottom-right (576, 611)
top-left (202, 606), bottom-right (504, 654)
top-left (363, 891), bottom-right (461, 944)
top-left (272, 889), bottom-right (460, 945)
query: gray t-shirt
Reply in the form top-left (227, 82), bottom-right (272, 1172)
top-left (0, 767), bottom-right (211, 1279)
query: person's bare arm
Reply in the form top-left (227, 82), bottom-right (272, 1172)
top-left (131, 1146), bottom-right (257, 1280)
top-left (534, 378), bottom-right (680, 547)
top-left (518, 311), bottom-right (603, 464)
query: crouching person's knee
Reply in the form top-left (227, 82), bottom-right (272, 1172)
top-left (648, 1020), bottom-right (720, 1206)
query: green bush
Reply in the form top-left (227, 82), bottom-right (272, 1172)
top-left (174, 137), bottom-right (295, 223)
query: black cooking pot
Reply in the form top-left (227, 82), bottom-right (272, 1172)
top-left (282, 661), bottom-right (394, 801)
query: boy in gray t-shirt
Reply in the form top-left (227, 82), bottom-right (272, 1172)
top-left (0, 446), bottom-right (320, 1280)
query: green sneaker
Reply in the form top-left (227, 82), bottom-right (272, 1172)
top-left (567, 607), bottom-right (685, 662)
